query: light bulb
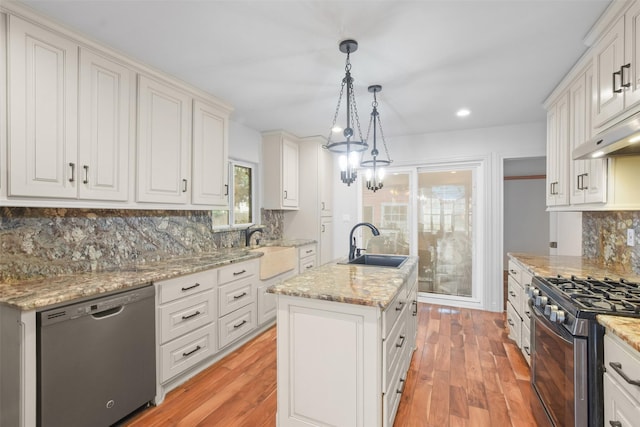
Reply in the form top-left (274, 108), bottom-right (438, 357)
top-left (339, 155), bottom-right (348, 171)
top-left (378, 168), bottom-right (385, 181)
top-left (366, 169), bottom-right (373, 181)
top-left (349, 150), bottom-right (359, 167)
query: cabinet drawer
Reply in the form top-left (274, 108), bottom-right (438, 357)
top-left (384, 364), bottom-right (406, 427)
top-left (160, 323), bottom-right (217, 382)
top-left (257, 285), bottom-right (277, 326)
top-left (506, 303), bottom-right (522, 348)
top-left (604, 370), bottom-right (640, 426)
top-left (507, 259), bottom-right (522, 284)
top-left (218, 304), bottom-right (257, 349)
top-left (521, 322), bottom-right (531, 366)
top-left (605, 334), bottom-right (640, 403)
top-left (299, 256), bottom-right (316, 274)
top-left (383, 287), bottom-right (407, 339)
top-left (218, 277), bottom-right (256, 317)
top-left (159, 290), bottom-right (216, 343)
top-left (383, 307), bottom-right (408, 391)
top-left (298, 244), bottom-right (317, 259)
top-left (218, 260), bottom-right (257, 285)
top-left (157, 269), bottom-right (217, 304)
top-left (507, 276), bottom-right (523, 317)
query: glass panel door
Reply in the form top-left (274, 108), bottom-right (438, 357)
top-left (417, 169), bottom-right (474, 297)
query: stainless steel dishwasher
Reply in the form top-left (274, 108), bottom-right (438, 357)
top-left (37, 284), bottom-right (155, 427)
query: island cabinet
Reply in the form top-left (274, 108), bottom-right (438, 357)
top-left (273, 262), bottom-right (418, 427)
top-left (603, 332), bottom-right (640, 426)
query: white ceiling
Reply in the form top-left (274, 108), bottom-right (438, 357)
top-left (19, 0), bottom-right (610, 140)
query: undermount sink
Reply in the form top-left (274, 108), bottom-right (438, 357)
top-left (340, 254), bottom-right (409, 268)
top-left (250, 246), bottom-right (297, 280)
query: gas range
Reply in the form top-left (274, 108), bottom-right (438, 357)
top-left (529, 274), bottom-right (640, 427)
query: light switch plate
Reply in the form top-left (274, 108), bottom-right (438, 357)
top-left (627, 229), bottom-right (635, 247)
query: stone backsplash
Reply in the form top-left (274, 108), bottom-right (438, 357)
top-left (0, 207), bottom-right (283, 281)
top-left (583, 211), bottom-right (640, 274)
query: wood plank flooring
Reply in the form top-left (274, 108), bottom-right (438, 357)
top-left (123, 303), bottom-right (538, 427)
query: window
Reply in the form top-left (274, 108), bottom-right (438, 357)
top-left (212, 160), bottom-right (256, 228)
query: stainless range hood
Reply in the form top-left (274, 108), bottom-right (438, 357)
top-left (573, 113), bottom-right (640, 160)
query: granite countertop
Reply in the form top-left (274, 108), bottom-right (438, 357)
top-left (0, 239), bottom-right (316, 311)
top-left (597, 315), bottom-right (640, 353)
top-left (509, 252), bottom-right (640, 352)
top-left (508, 252), bottom-right (640, 282)
top-left (267, 256), bottom-right (419, 310)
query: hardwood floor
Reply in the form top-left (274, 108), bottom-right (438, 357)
top-left (123, 303), bottom-right (538, 427)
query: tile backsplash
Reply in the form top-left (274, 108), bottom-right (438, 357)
top-left (0, 207), bottom-right (283, 281)
top-left (583, 211), bottom-right (640, 274)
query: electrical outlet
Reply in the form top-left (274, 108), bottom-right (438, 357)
top-left (627, 229), bottom-right (635, 247)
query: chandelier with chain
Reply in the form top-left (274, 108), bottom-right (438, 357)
top-left (360, 85), bottom-right (392, 192)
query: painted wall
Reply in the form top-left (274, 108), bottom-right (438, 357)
top-left (331, 121), bottom-right (547, 312)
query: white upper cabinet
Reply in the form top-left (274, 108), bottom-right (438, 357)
top-left (8, 15), bottom-right (78, 198)
top-left (546, 93), bottom-right (570, 206)
top-left (569, 66), bottom-right (607, 205)
top-left (319, 146), bottom-right (333, 217)
top-left (137, 75), bottom-right (192, 204)
top-left (262, 131), bottom-right (299, 210)
top-left (593, 2), bottom-right (640, 129)
top-left (191, 100), bottom-right (229, 206)
top-left (78, 48), bottom-right (131, 201)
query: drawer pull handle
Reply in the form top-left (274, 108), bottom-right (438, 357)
top-left (525, 310), bottom-right (531, 318)
top-left (509, 269), bottom-right (517, 274)
top-left (233, 292), bottom-right (247, 300)
top-left (233, 319), bottom-right (247, 329)
top-left (182, 311), bottom-right (201, 320)
top-left (509, 291), bottom-right (516, 297)
top-left (609, 362), bottom-right (640, 387)
top-left (396, 302), bottom-right (404, 311)
top-left (68, 162), bottom-right (76, 182)
top-left (182, 179), bottom-right (188, 192)
top-left (609, 421), bottom-right (622, 427)
top-left (233, 269), bottom-right (247, 276)
top-left (83, 165), bottom-right (89, 184)
top-left (396, 378), bottom-right (406, 394)
top-left (183, 345), bottom-right (202, 357)
top-left (306, 249), bottom-right (313, 254)
top-left (396, 335), bottom-right (406, 348)
top-left (306, 264), bottom-right (313, 269)
top-left (523, 346), bottom-right (530, 356)
top-left (181, 283), bottom-right (201, 292)
top-left (412, 300), bottom-right (418, 316)
top-left (507, 319), bottom-right (515, 326)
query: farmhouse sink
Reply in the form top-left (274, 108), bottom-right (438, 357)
top-left (340, 254), bottom-right (408, 268)
top-left (250, 246), bottom-right (297, 280)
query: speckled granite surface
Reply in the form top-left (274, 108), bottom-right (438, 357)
top-left (598, 315), bottom-right (640, 352)
top-left (583, 211), bottom-right (640, 275)
top-left (509, 252), bottom-right (640, 351)
top-left (0, 239), bottom-right (315, 311)
top-left (508, 252), bottom-right (640, 282)
top-left (267, 256), bottom-right (418, 309)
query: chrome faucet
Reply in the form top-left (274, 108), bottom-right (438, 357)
top-left (246, 227), bottom-right (264, 247)
top-left (348, 222), bottom-right (380, 260)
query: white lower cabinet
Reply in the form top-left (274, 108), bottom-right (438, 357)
top-left (507, 256), bottom-right (533, 365)
top-left (275, 267), bottom-right (417, 427)
top-left (604, 333), bottom-right (640, 427)
top-left (218, 304), bottom-right (257, 349)
top-left (257, 268), bottom-right (297, 326)
top-left (298, 243), bottom-right (317, 273)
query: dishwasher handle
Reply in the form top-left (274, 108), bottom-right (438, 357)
top-left (91, 305), bottom-right (125, 319)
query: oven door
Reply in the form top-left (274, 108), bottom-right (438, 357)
top-left (531, 302), bottom-right (588, 427)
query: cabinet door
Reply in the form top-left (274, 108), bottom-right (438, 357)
top-left (78, 48), bottom-right (130, 201)
top-left (569, 73), bottom-right (588, 205)
top-left (546, 94), bottom-right (569, 206)
top-left (320, 146), bottom-right (333, 216)
top-left (593, 15), bottom-right (625, 128)
top-left (320, 217), bottom-right (333, 265)
top-left (546, 105), bottom-right (558, 206)
top-left (624, 1), bottom-right (640, 109)
top-left (192, 100), bottom-right (229, 206)
top-left (8, 16), bottom-right (78, 198)
top-left (137, 75), bottom-right (191, 204)
top-left (282, 137), bottom-right (299, 207)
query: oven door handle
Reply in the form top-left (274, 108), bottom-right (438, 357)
top-left (529, 299), bottom-right (573, 343)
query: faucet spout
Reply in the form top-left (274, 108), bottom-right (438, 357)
top-left (246, 227), bottom-right (264, 247)
top-left (348, 222), bottom-right (380, 260)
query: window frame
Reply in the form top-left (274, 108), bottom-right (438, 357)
top-left (212, 159), bottom-right (258, 230)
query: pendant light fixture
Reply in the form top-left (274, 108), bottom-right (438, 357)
top-left (360, 85), bottom-right (392, 192)
top-left (324, 39), bottom-right (368, 186)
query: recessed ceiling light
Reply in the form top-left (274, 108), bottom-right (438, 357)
top-left (629, 135), bottom-right (640, 143)
top-left (456, 109), bottom-right (471, 117)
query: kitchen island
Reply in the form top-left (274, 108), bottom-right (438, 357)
top-left (267, 256), bottom-right (419, 427)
